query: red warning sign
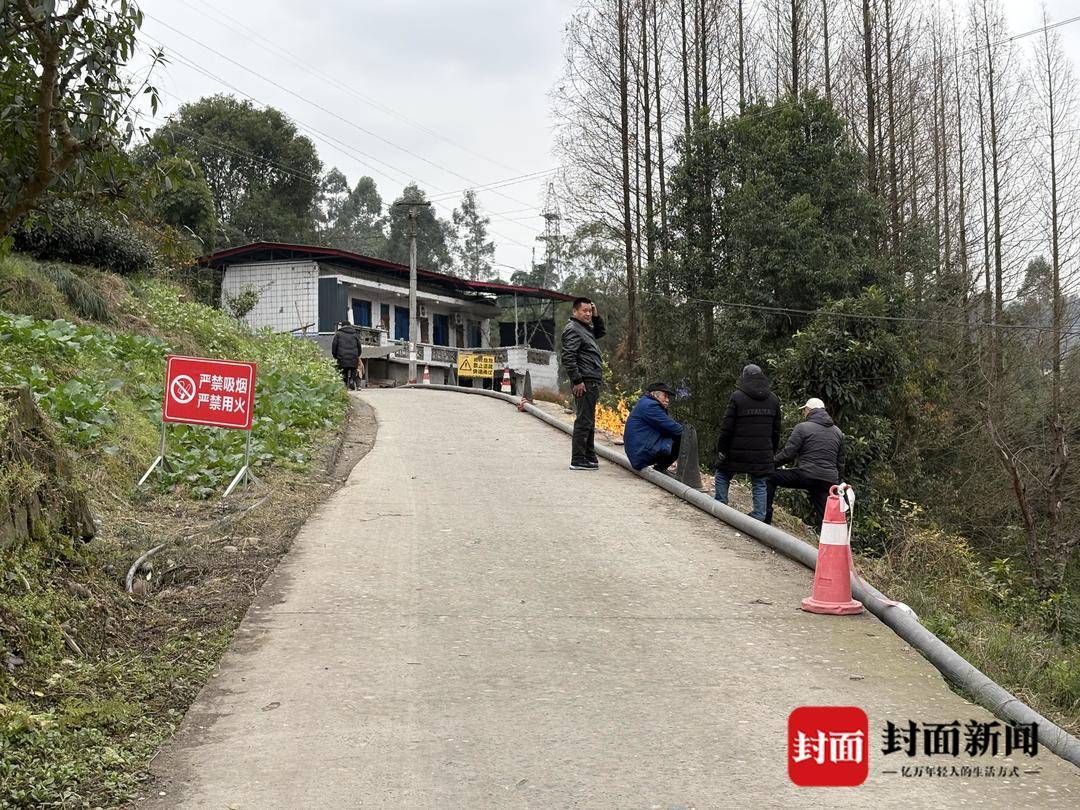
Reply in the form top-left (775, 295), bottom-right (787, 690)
top-left (162, 355), bottom-right (256, 430)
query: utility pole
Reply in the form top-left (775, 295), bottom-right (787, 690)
top-left (408, 209), bottom-right (418, 383)
top-left (393, 199), bottom-right (431, 384)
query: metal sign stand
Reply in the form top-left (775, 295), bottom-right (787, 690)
top-left (223, 428), bottom-right (261, 498)
top-left (137, 422), bottom-right (174, 486)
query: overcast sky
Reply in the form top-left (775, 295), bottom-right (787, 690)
top-left (132, 0), bottom-right (1080, 273)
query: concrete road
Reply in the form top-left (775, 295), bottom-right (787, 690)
top-left (145, 389), bottom-right (1078, 809)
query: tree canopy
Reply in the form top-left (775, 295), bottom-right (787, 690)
top-left (148, 94), bottom-right (322, 245)
top-left (0, 0), bottom-right (160, 234)
top-left (386, 184), bottom-right (452, 271)
top-left (451, 190), bottom-right (495, 280)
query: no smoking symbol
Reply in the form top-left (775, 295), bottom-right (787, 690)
top-left (170, 374), bottom-right (196, 404)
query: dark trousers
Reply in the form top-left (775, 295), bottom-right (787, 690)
top-left (571, 380), bottom-right (601, 464)
top-left (649, 434), bottom-right (682, 471)
top-left (765, 469), bottom-right (834, 526)
top-left (338, 364), bottom-right (359, 389)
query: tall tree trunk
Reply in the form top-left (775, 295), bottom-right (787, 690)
top-left (862, 0), bottom-right (877, 193)
top-left (619, 0), bottom-right (638, 360)
top-left (680, 0), bottom-right (691, 132)
top-left (982, 0), bottom-right (1004, 372)
top-left (822, 0), bottom-right (832, 103)
top-left (908, 82), bottom-right (919, 229)
top-left (938, 35), bottom-right (952, 280)
top-left (738, 0), bottom-right (746, 112)
top-left (790, 0), bottom-right (800, 99)
top-left (874, 39), bottom-right (885, 196)
top-left (884, 0), bottom-right (899, 257)
top-left (974, 25), bottom-right (993, 353)
top-left (652, 0), bottom-right (668, 252)
top-left (717, 14), bottom-right (726, 117)
top-left (699, 0), bottom-right (709, 109)
top-left (775, 3), bottom-right (782, 99)
top-left (955, 49), bottom-right (970, 320)
top-left (641, 0), bottom-right (655, 266)
top-left (693, 0), bottom-right (702, 107)
top-left (1042, 15), bottom-right (1068, 592)
top-left (932, 37), bottom-right (942, 276)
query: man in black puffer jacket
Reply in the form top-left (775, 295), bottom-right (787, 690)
top-left (714, 364), bottom-right (781, 521)
top-left (331, 321), bottom-right (363, 390)
top-left (766, 397), bottom-right (846, 526)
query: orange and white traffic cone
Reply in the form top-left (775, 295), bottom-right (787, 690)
top-left (801, 485), bottom-right (864, 615)
top-left (500, 366), bottom-right (512, 394)
top-left (422, 364), bottom-right (431, 385)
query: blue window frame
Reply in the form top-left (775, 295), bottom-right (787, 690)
top-left (432, 313), bottom-right (449, 346)
top-left (467, 320), bottom-right (482, 348)
top-left (394, 306), bottom-right (410, 340)
top-left (351, 299), bottom-right (372, 327)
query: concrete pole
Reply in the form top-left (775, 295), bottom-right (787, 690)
top-left (408, 209), bottom-right (418, 384)
top-left (513, 292), bottom-right (519, 347)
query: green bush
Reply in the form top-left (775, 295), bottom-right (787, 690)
top-left (0, 281), bottom-right (346, 496)
top-left (13, 201), bottom-right (160, 276)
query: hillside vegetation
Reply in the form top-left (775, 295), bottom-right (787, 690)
top-left (0, 253), bottom-right (347, 807)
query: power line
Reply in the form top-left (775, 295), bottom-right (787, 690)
top-left (428, 168), bottom-right (559, 202)
top-left (636, 287), bottom-right (1080, 338)
top-left (137, 33), bottom-right (545, 245)
top-left (139, 56), bottom-right (535, 252)
top-left (142, 13), bottom-right (542, 213)
top-left (176, 0), bottom-right (528, 177)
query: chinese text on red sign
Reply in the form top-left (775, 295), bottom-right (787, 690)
top-left (162, 355), bottom-right (256, 430)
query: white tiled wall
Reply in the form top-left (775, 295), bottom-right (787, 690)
top-left (221, 261), bottom-right (318, 333)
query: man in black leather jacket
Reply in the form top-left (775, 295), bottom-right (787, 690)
top-left (560, 297), bottom-right (606, 470)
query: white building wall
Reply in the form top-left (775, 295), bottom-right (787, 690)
top-left (221, 260), bottom-right (318, 333)
top-left (339, 280), bottom-right (494, 348)
top-left (507, 346), bottom-right (559, 392)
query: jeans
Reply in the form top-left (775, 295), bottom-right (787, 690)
top-left (714, 470), bottom-right (769, 521)
top-left (571, 380), bottom-right (601, 464)
top-left (765, 469), bottom-right (834, 526)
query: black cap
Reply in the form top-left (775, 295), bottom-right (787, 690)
top-left (646, 381), bottom-right (676, 396)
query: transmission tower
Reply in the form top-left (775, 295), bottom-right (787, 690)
top-left (536, 181), bottom-right (563, 289)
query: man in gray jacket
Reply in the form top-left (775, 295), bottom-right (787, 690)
top-left (560, 297), bottom-right (605, 470)
top-left (765, 398), bottom-right (845, 526)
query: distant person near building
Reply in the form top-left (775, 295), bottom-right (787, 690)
top-left (623, 382), bottom-right (684, 472)
top-left (713, 364), bottom-right (782, 521)
top-left (331, 321), bottom-right (363, 390)
top-left (561, 297), bottom-right (605, 470)
top-left (766, 398), bottom-right (846, 526)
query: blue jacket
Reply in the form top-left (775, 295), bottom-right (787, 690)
top-left (623, 395), bottom-right (683, 470)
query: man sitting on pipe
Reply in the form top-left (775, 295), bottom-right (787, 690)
top-left (623, 382), bottom-right (684, 473)
top-left (766, 397), bottom-right (846, 526)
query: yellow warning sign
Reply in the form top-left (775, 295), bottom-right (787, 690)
top-left (458, 352), bottom-right (495, 378)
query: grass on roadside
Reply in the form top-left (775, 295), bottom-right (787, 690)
top-left (0, 253), bottom-right (348, 808)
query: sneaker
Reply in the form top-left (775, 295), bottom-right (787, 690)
top-left (569, 463), bottom-right (598, 471)
top-left (584, 460), bottom-right (600, 469)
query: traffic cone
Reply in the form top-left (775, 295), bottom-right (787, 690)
top-left (801, 485), bottom-right (864, 615)
top-left (500, 366), bottom-right (512, 394)
top-left (422, 365), bottom-right (431, 385)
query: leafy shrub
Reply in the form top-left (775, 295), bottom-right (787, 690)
top-left (13, 201), bottom-right (160, 276)
top-left (224, 286), bottom-right (261, 319)
top-left (0, 281), bottom-right (345, 497)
